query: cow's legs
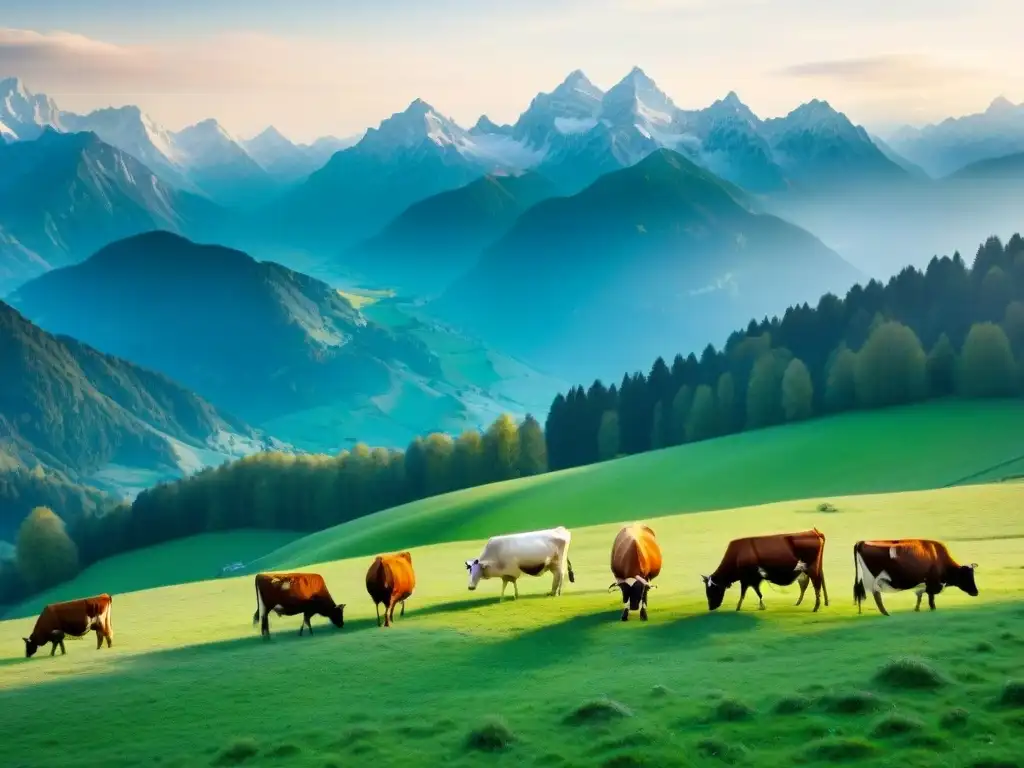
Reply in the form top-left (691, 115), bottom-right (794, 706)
top-left (375, 602), bottom-right (382, 627)
top-left (512, 578), bottom-right (520, 600)
top-left (736, 582), bottom-right (749, 611)
top-left (872, 591), bottom-right (890, 616)
top-left (401, 600), bottom-right (406, 617)
top-left (639, 587), bottom-right (649, 621)
top-left (752, 581), bottom-right (766, 611)
top-left (914, 589), bottom-right (925, 612)
top-left (500, 578), bottom-right (509, 600)
top-left (299, 613), bottom-right (313, 636)
top-left (795, 572), bottom-right (810, 606)
top-left (550, 566), bottom-right (563, 596)
top-left (50, 640), bottom-right (58, 656)
top-left (260, 611), bottom-right (270, 638)
top-left (621, 593), bottom-right (630, 622)
top-left (95, 628), bottom-right (104, 650)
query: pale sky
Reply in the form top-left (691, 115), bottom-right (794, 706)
top-left (1, 0), bottom-right (1020, 142)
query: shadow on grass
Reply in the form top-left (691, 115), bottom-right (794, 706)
top-left (466, 606), bottom-right (761, 671)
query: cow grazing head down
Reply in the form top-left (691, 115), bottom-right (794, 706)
top-left (328, 604), bottom-right (346, 628)
top-left (610, 577), bottom-right (650, 611)
top-left (465, 559), bottom-right (485, 590)
top-left (701, 575), bottom-right (726, 611)
top-left (23, 638), bottom-right (39, 658)
top-left (953, 563), bottom-right (980, 596)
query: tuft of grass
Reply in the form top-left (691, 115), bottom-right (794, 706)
top-left (870, 713), bottom-right (925, 738)
top-left (819, 691), bottom-right (885, 715)
top-left (264, 744), bottom-right (301, 759)
top-left (565, 698), bottom-right (633, 726)
top-left (465, 717), bottom-right (516, 753)
top-left (650, 684), bottom-right (672, 698)
top-left (710, 697), bottom-right (754, 722)
top-left (998, 680), bottom-right (1024, 708)
top-left (212, 739), bottom-right (259, 766)
top-left (774, 694), bottom-right (814, 715)
top-left (873, 657), bottom-right (949, 690)
top-left (696, 736), bottom-right (749, 762)
top-left (817, 502), bottom-right (839, 513)
top-left (940, 708), bottom-right (971, 729)
top-left (801, 737), bottom-right (877, 761)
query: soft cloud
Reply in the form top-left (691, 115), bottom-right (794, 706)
top-left (779, 55), bottom-right (982, 90)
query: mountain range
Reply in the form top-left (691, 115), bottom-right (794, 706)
top-left (0, 129), bottom-right (221, 294)
top-left (886, 97), bottom-right (1024, 178)
top-left (432, 149), bottom-right (862, 378)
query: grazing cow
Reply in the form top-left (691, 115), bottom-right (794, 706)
top-left (702, 529), bottom-right (829, 612)
top-left (23, 594), bottom-right (113, 658)
top-left (853, 539), bottom-right (978, 616)
top-left (465, 526), bottom-right (575, 599)
top-left (608, 524), bottom-right (662, 621)
top-left (252, 572), bottom-right (345, 638)
top-left (366, 551), bottom-right (417, 628)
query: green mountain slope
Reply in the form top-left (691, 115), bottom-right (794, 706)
top-left (342, 171), bottom-right (561, 295)
top-left (433, 149), bottom-right (862, 379)
top-left (9, 232), bottom-right (443, 431)
top-left (256, 400), bottom-right (1024, 569)
top-left (0, 299), bottom-right (263, 533)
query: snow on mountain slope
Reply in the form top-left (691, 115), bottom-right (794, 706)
top-left (0, 77), bottom-right (65, 140)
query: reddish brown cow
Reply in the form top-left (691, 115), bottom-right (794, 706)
top-left (608, 524), bottom-right (663, 621)
top-left (23, 594), bottom-right (113, 658)
top-left (252, 572), bottom-right (345, 638)
top-left (702, 529), bottom-right (828, 612)
top-left (853, 539), bottom-right (978, 616)
top-left (365, 551), bottom-right (417, 628)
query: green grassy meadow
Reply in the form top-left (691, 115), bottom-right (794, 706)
top-left (2, 402), bottom-right (1024, 767)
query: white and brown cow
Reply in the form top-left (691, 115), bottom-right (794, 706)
top-left (608, 524), bottom-right (662, 621)
top-left (853, 539), bottom-right (978, 616)
top-left (465, 526), bottom-right (575, 599)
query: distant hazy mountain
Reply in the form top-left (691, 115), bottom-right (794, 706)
top-left (949, 150), bottom-right (1024, 182)
top-left (887, 98), bottom-right (1024, 178)
top-left (0, 78), bottom-right (65, 141)
top-left (869, 134), bottom-right (932, 180)
top-left (263, 100), bottom-right (498, 251)
top-left (433, 149), bottom-right (861, 379)
top-left (171, 120), bottom-right (280, 206)
top-left (0, 298), bottom-right (264, 501)
top-left (761, 100), bottom-right (908, 191)
top-left (241, 127), bottom-right (322, 183)
top-left (9, 232), bottom-right (443, 428)
top-left (343, 171), bottom-right (562, 294)
top-left (0, 130), bottom-right (220, 294)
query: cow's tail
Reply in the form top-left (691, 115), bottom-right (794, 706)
top-left (252, 578), bottom-right (261, 627)
top-left (852, 543), bottom-right (866, 605)
top-left (567, 558), bottom-right (576, 584)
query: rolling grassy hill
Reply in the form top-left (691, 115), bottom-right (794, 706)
top-left (253, 400), bottom-right (1024, 570)
top-left (1, 480), bottom-right (1022, 768)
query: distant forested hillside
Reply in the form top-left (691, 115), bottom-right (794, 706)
top-left (543, 233), bottom-right (1024, 470)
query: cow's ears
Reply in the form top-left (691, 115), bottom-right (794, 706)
top-left (22, 637), bottom-right (29, 643)
top-left (970, 563), bottom-right (979, 570)
top-left (700, 575), bottom-right (708, 584)
top-left (464, 560), bottom-right (472, 570)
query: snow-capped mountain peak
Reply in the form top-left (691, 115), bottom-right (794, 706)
top-left (362, 99), bottom-right (471, 152)
top-left (601, 66), bottom-right (680, 141)
top-left (0, 76), bottom-right (65, 140)
top-left (552, 69), bottom-right (604, 102)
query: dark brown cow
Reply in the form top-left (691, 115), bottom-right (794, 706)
top-left (702, 529), bottom-right (828, 612)
top-left (853, 539), bottom-right (978, 616)
top-left (608, 524), bottom-right (663, 621)
top-left (23, 594), bottom-right (113, 658)
top-left (365, 551), bottom-right (417, 628)
top-left (252, 572), bottom-right (345, 638)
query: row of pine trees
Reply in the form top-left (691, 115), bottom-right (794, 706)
top-left (545, 235), bottom-right (1024, 470)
